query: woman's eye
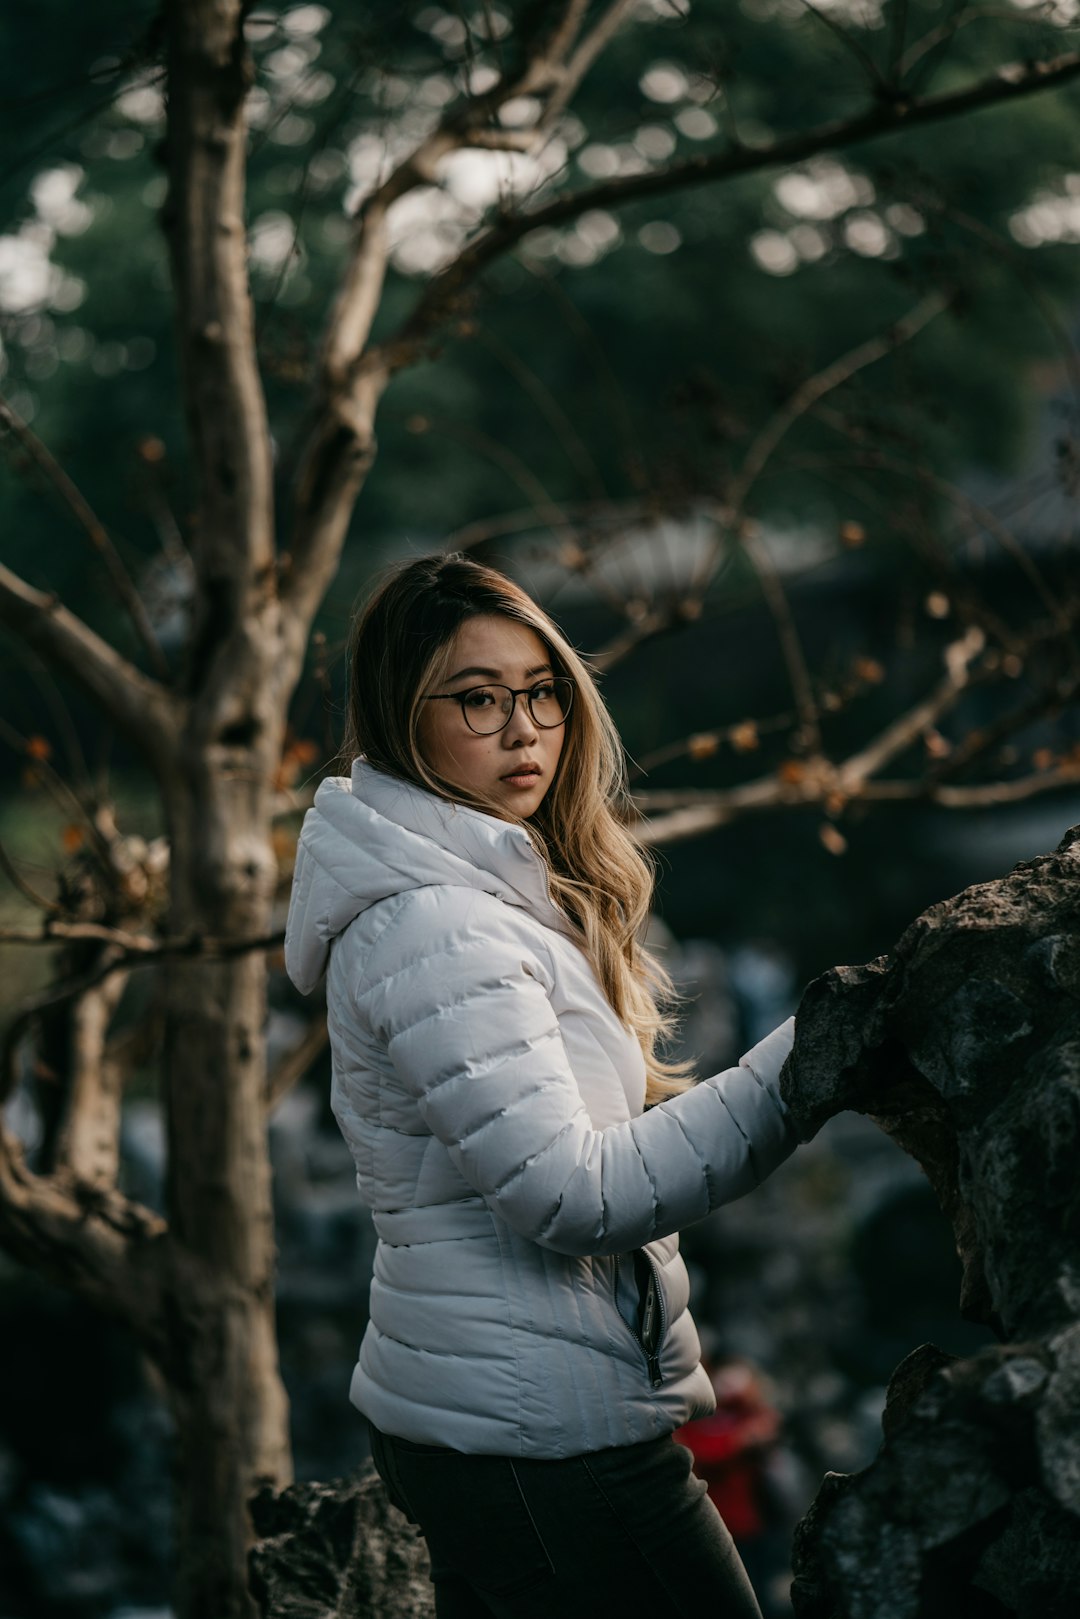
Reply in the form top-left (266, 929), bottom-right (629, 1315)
top-left (531, 682), bottom-right (556, 701)
top-left (463, 688), bottom-right (497, 709)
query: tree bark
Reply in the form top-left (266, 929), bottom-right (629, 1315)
top-left (155, 2), bottom-right (295, 1609)
top-left (155, 711), bottom-right (293, 1619)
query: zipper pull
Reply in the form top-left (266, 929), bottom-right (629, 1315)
top-left (646, 1352), bottom-right (663, 1389)
top-left (641, 1271), bottom-right (659, 1347)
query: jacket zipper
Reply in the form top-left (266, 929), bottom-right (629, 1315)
top-left (617, 1251), bottom-right (667, 1389)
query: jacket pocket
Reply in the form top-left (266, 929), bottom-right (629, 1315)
top-left (614, 1248), bottom-right (669, 1388)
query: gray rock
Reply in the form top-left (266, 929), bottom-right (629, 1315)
top-left (248, 1466), bottom-right (434, 1619)
top-left (784, 823), bottom-right (1080, 1617)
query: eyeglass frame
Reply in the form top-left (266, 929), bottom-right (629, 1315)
top-left (422, 676), bottom-right (575, 735)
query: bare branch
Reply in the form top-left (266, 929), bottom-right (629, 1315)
top-left (7, 641), bottom-right (93, 793)
top-left (803, 444), bottom-right (1075, 636)
top-left (633, 624), bottom-right (1003, 847)
top-left (930, 667), bottom-right (1080, 786)
top-left (0, 394), bottom-right (169, 678)
top-left (525, 0), bottom-right (591, 76)
top-left (732, 292), bottom-right (949, 530)
top-left (835, 625), bottom-right (988, 787)
top-left (279, 0), bottom-right (641, 664)
top-left (163, 0), bottom-right (275, 678)
top-left (739, 524), bottom-right (823, 756)
top-left (0, 1119), bottom-right (166, 1337)
top-left (637, 760), bottom-right (1080, 846)
top-left (797, 0), bottom-right (890, 95)
top-left (604, 291), bottom-right (949, 664)
top-left (2, 926), bottom-right (284, 1103)
top-left (0, 918), bottom-right (284, 961)
top-left (887, 185), bottom-right (1080, 409)
top-left (899, 5), bottom-right (1032, 77)
top-left (923, 768), bottom-right (1080, 807)
top-left (630, 710), bottom-right (794, 779)
top-left (267, 1007), bottom-right (327, 1110)
top-left (372, 49), bottom-right (1080, 379)
top-left (0, 835), bottom-right (59, 915)
top-left (0, 564), bottom-right (178, 773)
top-left (0, 716), bottom-right (117, 872)
top-left (888, 0), bottom-right (911, 86)
top-left (537, 0), bottom-right (641, 131)
top-left (631, 598), bottom-right (1080, 850)
top-left (47, 966), bottom-right (130, 1187)
top-left (592, 599), bottom-right (702, 672)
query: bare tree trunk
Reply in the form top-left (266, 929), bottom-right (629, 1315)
top-left (158, 714), bottom-right (293, 1618)
top-left (157, 0), bottom-right (294, 1597)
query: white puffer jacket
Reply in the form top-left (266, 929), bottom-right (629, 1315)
top-left (285, 761), bottom-right (799, 1458)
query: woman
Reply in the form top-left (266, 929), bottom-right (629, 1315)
top-left (285, 554), bottom-right (802, 1618)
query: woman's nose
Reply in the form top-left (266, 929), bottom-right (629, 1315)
top-left (504, 692), bottom-right (538, 740)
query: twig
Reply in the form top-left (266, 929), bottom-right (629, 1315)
top-left (900, 5), bottom-right (1033, 78)
top-left (0, 395), bottom-right (169, 679)
top-left (399, 409), bottom-right (571, 532)
top-left (739, 525), bottom-right (823, 756)
top-left (905, 189), bottom-right (1080, 412)
top-left (636, 761), bottom-right (1080, 846)
top-left (1, 925), bottom-right (286, 1101)
top-left (888, 0), bottom-right (910, 88)
top-left (369, 50), bottom-right (1080, 383)
top-left (0, 837), bottom-right (59, 915)
top-left (0, 920), bottom-right (285, 960)
top-left (472, 327), bottom-right (608, 499)
top-left (692, 291), bottom-right (950, 593)
top-left (266, 1007), bottom-right (328, 1109)
top-left (929, 668), bottom-right (1080, 785)
top-left (797, 0), bottom-right (891, 96)
top-left (806, 445), bottom-right (1074, 636)
top-left (2, 944), bottom-right (126, 1105)
top-left (0, 564), bottom-right (178, 774)
top-left (835, 625), bottom-right (987, 787)
top-left (0, 716), bottom-right (116, 872)
top-left (629, 708), bottom-right (797, 778)
top-left (7, 642), bottom-right (93, 793)
top-left (0, 1116), bottom-right (167, 1337)
top-left (537, 0), bottom-right (641, 132)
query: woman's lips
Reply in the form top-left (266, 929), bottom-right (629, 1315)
top-left (500, 767), bottom-right (541, 787)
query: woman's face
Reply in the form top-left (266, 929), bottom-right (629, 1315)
top-left (418, 615), bottom-right (567, 820)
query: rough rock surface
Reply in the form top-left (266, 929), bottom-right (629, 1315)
top-left (782, 823), bottom-right (1080, 1618)
top-left (248, 1465), bottom-right (434, 1619)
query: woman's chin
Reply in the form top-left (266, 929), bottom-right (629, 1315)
top-left (492, 781), bottom-right (546, 816)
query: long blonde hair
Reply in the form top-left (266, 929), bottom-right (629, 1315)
top-left (342, 554), bottom-right (692, 1103)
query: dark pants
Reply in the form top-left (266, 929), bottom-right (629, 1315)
top-left (368, 1421), bottom-right (765, 1619)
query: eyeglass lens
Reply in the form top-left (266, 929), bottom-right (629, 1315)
top-left (460, 679), bottom-right (573, 734)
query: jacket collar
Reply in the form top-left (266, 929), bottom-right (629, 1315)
top-left (350, 759), bottom-right (576, 938)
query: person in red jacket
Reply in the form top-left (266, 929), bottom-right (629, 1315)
top-left (674, 1359), bottom-right (783, 1543)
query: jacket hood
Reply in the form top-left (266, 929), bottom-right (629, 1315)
top-left (284, 758), bottom-right (571, 994)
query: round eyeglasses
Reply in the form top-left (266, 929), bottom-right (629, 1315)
top-left (423, 677), bottom-right (574, 736)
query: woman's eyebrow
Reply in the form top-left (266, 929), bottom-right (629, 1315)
top-left (446, 662), bottom-right (552, 683)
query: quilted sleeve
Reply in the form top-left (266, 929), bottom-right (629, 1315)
top-left (356, 889), bottom-right (799, 1257)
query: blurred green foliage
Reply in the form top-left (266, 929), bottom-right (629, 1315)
top-left (1, 0), bottom-right (1079, 968)
top-left (1, 2), bottom-right (1078, 617)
